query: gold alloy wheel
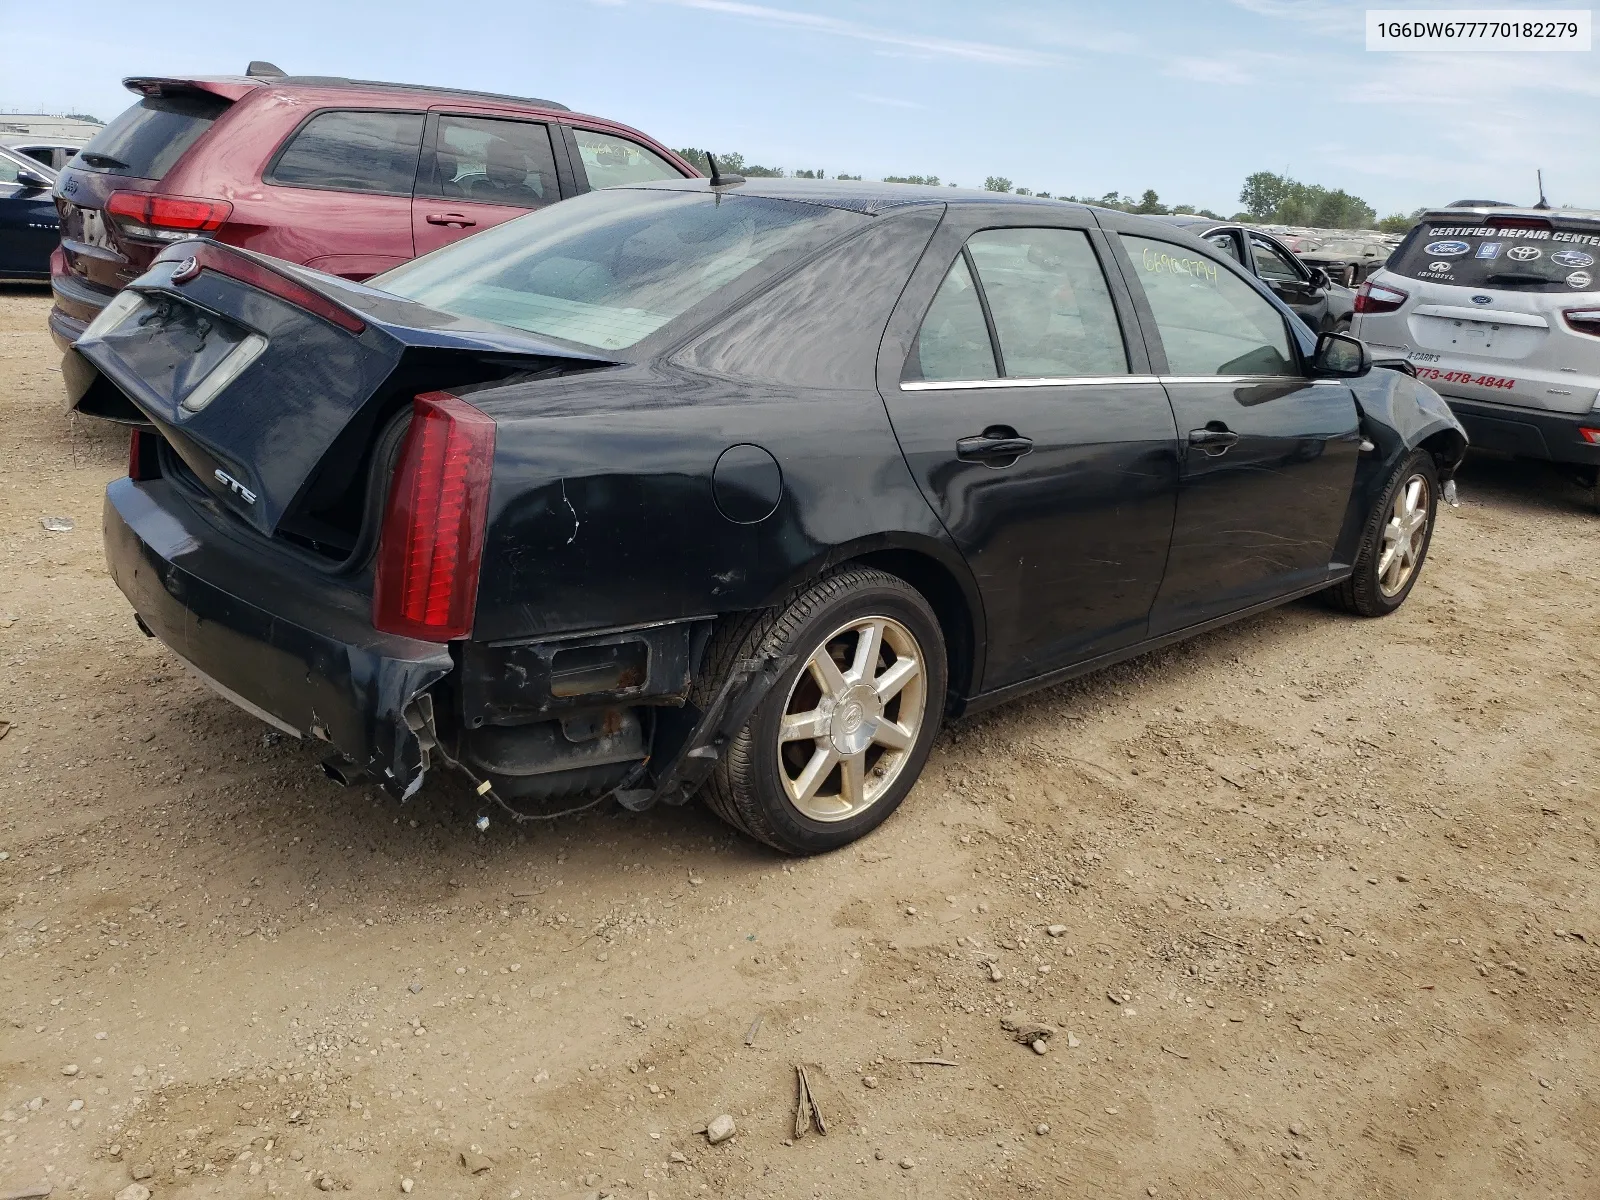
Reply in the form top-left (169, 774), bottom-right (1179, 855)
top-left (776, 615), bottom-right (927, 822)
top-left (1378, 473), bottom-right (1431, 597)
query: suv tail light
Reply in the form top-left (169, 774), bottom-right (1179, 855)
top-left (128, 428), bottom-right (161, 481)
top-left (1355, 280), bottom-right (1409, 314)
top-left (1564, 308), bottom-right (1600, 338)
top-left (373, 392), bottom-right (497, 642)
top-left (106, 191), bottom-right (233, 241)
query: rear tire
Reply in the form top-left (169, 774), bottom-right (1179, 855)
top-left (1329, 448), bottom-right (1439, 617)
top-left (696, 568), bottom-right (947, 855)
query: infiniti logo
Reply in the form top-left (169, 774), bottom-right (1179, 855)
top-left (214, 468), bottom-right (257, 504)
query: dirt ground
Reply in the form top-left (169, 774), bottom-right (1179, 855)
top-left (2, 284), bottom-right (1599, 1200)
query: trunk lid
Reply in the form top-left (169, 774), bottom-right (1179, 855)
top-left (70, 240), bottom-right (611, 545)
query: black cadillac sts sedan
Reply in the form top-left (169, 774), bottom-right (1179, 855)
top-left (65, 179), bottom-right (1466, 855)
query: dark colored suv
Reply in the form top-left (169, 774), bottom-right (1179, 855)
top-left (49, 69), bottom-right (697, 350)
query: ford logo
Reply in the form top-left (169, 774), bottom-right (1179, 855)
top-left (1424, 239), bottom-right (1471, 257)
top-left (1471, 294), bottom-right (1493, 305)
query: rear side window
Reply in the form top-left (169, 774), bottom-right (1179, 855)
top-left (573, 129), bottom-right (680, 189)
top-left (905, 255), bottom-right (997, 382)
top-left (967, 229), bottom-right (1128, 377)
top-left (1121, 234), bottom-right (1294, 376)
top-left (74, 93), bottom-right (231, 180)
top-left (1390, 218), bottom-right (1600, 293)
top-left (426, 116), bottom-right (558, 209)
top-left (270, 111), bottom-right (424, 196)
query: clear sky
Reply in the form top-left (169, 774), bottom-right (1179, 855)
top-left (3, 0), bottom-right (1593, 217)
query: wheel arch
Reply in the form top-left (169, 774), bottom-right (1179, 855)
top-left (751, 533), bottom-right (985, 712)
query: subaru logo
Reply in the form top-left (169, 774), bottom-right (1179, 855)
top-left (1471, 294), bottom-right (1493, 305)
top-left (171, 256), bottom-right (201, 284)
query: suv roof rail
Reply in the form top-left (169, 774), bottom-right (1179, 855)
top-left (274, 76), bottom-right (570, 112)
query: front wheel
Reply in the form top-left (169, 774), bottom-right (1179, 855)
top-left (1329, 448), bottom-right (1439, 616)
top-left (697, 568), bottom-right (948, 855)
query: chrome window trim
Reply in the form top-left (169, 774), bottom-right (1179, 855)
top-left (900, 373), bottom-right (1307, 391)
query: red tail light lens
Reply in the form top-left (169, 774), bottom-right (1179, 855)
top-left (372, 392), bottom-right (497, 642)
top-left (1355, 280), bottom-right (1409, 314)
top-left (106, 191), bottom-right (233, 234)
top-left (1565, 308), bottom-right (1600, 338)
top-left (128, 428), bottom-right (160, 481)
top-left (1581, 428), bottom-right (1600, 445)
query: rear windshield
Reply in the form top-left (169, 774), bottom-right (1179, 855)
top-left (1391, 217), bottom-right (1600, 293)
top-left (374, 188), bottom-right (866, 351)
top-left (74, 92), bottom-right (231, 180)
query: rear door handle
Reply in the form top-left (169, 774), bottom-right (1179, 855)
top-left (957, 427), bottom-right (1033, 464)
top-left (425, 212), bottom-right (477, 227)
top-left (1188, 426), bottom-right (1240, 456)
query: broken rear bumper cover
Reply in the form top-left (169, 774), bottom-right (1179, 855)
top-left (104, 477), bottom-right (453, 798)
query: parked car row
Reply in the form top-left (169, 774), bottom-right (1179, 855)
top-left (65, 168), bottom-right (1467, 852)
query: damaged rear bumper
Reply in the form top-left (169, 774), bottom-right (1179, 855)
top-left (104, 477), bottom-right (453, 797)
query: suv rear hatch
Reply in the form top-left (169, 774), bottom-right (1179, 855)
top-left (52, 79), bottom-right (244, 336)
top-left (1378, 212), bottom-right (1600, 414)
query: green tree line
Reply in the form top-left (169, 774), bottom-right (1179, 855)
top-left (679, 152), bottom-right (1415, 231)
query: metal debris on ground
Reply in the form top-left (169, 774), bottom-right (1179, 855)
top-left (39, 516), bottom-right (74, 532)
top-left (793, 1064), bottom-right (828, 1138)
top-left (902, 1057), bottom-right (958, 1067)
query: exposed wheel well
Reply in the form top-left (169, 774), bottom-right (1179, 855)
top-left (1420, 428), bottom-right (1468, 480)
top-left (847, 548), bottom-right (977, 707)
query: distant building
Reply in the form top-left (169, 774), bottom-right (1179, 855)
top-left (0, 114), bottom-right (103, 145)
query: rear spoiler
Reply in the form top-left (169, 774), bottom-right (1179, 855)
top-left (122, 76), bottom-right (261, 102)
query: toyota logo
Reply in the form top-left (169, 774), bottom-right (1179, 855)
top-left (1506, 245), bottom-right (1542, 262)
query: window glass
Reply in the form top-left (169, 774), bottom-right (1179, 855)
top-left (1388, 217), bottom-right (1600, 293)
top-left (967, 228), bottom-right (1127, 377)
top-left (271, 110), bottom-right (424, 196)
top-left (573, 129), bottom-right (680, 189)
top-left (1121, 234), bottom-right (1295, 376)
top-left (1205, 231), bottom-right (1241, 262)
top-left (377, 189), bottom-right (865, 351)
top-left (0, 152), bottom-right (24, 185)
top-left (903, 254), bottom-right (997, 382)
top-left (74, 93), bottom-right (231, 180)
top-left (428, 116), bottom-right (557, 208)
top-left (1250, 235), bottom-right (1302, 282)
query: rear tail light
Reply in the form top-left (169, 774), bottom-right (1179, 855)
top-left (154, 241), bottom-right (365, 334)
top-left (1564, 308), bottom-right (1600, 338)
top-left (128, 428), bottom-right (161, 481)
top-left (1580, 428), bottom-right (1600, 444)
top-left (1355, 281), bottom-right (1409, 314)
top-left (372, 392), bottom-right (497, 642)
top-left (106, 191), bottom-right (233, 241)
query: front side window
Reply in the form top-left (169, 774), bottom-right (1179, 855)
top-left (376, 188), bottom-right (865, 351)
top-left (270, 110), bottom-right (424, 196)
top-left (966, 228), bottom-right (1128, 377)
top-left (1250, 235), bottom-right (1302, 283)
top-left (1120, 234), bottom-right (1295, 376)
top-left (904, 254), bottom-right (997, 382)
top-left (427, 116), bottom-right (558, 209)
top-left (573, 129), bottom-right (680, 189)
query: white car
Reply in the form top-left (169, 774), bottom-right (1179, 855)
top-left (1352, 205), bottom-right (1600, 479)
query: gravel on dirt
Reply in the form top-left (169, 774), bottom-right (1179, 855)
top-left (1, 288), bottom-right (1598, 1196)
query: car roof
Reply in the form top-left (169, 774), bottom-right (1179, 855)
top-left (123, 74), bottom-right (570, 114)
top-left (627, 176), bottom-right (1097, 217)
top-left (1419, 204), bottom-right (1600, 224)
top-left (1144, 213), bottom-right (1226, 229)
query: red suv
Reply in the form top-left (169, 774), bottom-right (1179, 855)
top-left (49, 68), bottom-right (698, 349)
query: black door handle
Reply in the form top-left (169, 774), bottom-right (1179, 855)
top-left (1188, 426), bottom-right (1240, 456)
top-left (958, 427), bottom-right (1033, 464)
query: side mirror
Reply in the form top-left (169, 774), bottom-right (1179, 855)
top-left (1309, 266), bottom-right (1331, 289)
top-left (16, 168), bottom-right (52, 191)
top-left (1312, 331), bottom-right (1371, 378)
